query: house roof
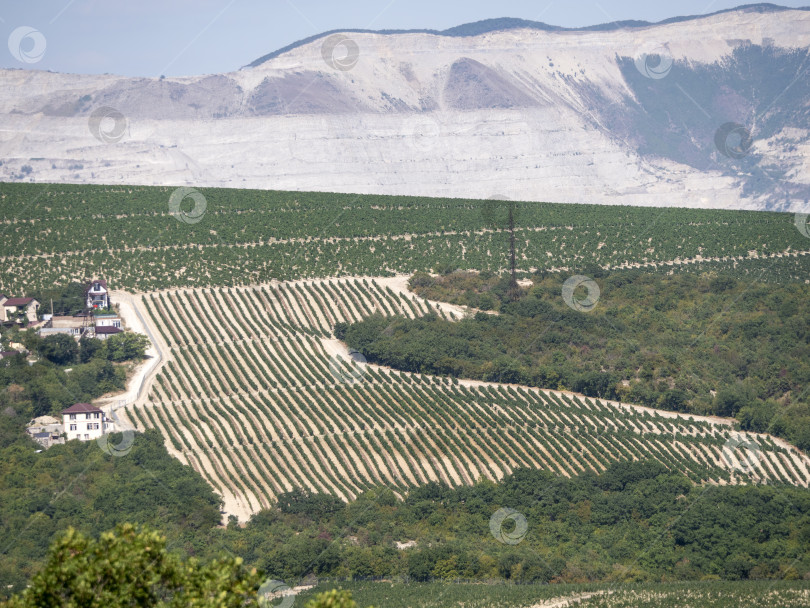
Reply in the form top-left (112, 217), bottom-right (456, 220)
top-left (0, 351), bottom-right (24, 358)
top-left (62, 403), bottom-right (102, 414)
top-left (4, 297), bottom-right (36, 307)
top-left (86, 279), bottom-right (108, 292)
top-left (95, 326), bottom-right (122, 334)
top-left (50, 317), bottom-right (85, 328)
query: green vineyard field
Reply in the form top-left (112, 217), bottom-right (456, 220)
top-left (296, 580), bottom-right (810, 608)
top-left (122, 277), bottom-right (810, 519)
top-left (1, 182), bottom-right (809, 293)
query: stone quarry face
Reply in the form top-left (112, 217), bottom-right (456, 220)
top-left (1, 7), bottom-right (808, 211)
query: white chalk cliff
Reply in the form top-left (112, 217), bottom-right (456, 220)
top-left (1, 4), bottom-right (808, 210)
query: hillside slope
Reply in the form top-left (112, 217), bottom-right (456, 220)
top-left (121, 278), bottom-right (810, 522)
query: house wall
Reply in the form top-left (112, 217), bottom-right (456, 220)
top-left (25, 303), bottom-right (39, 323)
top-left (36, 435), bottom-right (63, 448)
top-left (27, 423), bottom-right (62, 435)
top-left (1, 306), bottom-right (14, 323)
top-left (39, 327), bottom-right (84, 339)
top-left (86, 284), bottom-right (109, 309)
top-left (2, 302), bottom-right (40, 323)
top-left (45, 317), bottom-right (89, 339)
top-left (96, 317), bottom-right (122, 328)
top-left (49, 317), bottom-right (85, 329)
top-left (87, 295), bottom-right (108, 308)
top-left (63, 411), bottom-right (105, 441)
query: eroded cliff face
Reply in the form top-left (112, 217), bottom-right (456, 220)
top-left (1, 6), bottom-right (808, 210)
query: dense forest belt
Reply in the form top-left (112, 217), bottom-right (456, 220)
top-left (117, 278), bottom-right (810, 524)
top-left (4, 412), bottom-right (810, 598)
top-left (3, 182), bottom-right (810, 293)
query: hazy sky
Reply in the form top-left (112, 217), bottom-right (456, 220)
top-left (2, 1), bottom-right (808, 76)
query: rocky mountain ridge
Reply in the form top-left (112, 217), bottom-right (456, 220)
top-left (0, 4), bottom-right (808, 210)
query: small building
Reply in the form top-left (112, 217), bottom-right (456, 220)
top-left (39, 312), bottom-right (124, 341)
top-left (0, 296), bottom-right (40, 323)
top-left (26, 415), bottom-right (65, 449)
top-left (94, 325), bottom-right (123, 340)
top-left (62, 403), bottom-right (111, 441)
top-left (95, 314), bottom-right (122, 329)
top-left (39, 315), bottom-right (88, 339)
top-left (86, 280), bottom-right (110, 309)
top-left (31, 430), bottom-right (64, 449)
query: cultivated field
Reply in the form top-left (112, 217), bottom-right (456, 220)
top-left (4, 182), bottom-right (810, 521)
top-left (295, 580), bottom-right (810, 608)
top-left (2, 183), bottom-right (810, 295)
top-left (120, 277), bottom-right (810, 520)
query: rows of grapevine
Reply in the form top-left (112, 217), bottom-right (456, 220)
top-left (643, 252), bottom-right (810, 284)
top-left (297, 580), bottom-right (810, 608)
top-left (6, 229), bottom-right (810, 294)
top-left (123, 278), bottom-right (810, 518)
top-left (2, 183), bottom-right (799, 246)
top-left (2, 182), bottom-right (809, 293)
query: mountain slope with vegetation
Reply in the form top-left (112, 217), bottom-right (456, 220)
top-left (344, 270), bottom-right (810, 450)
